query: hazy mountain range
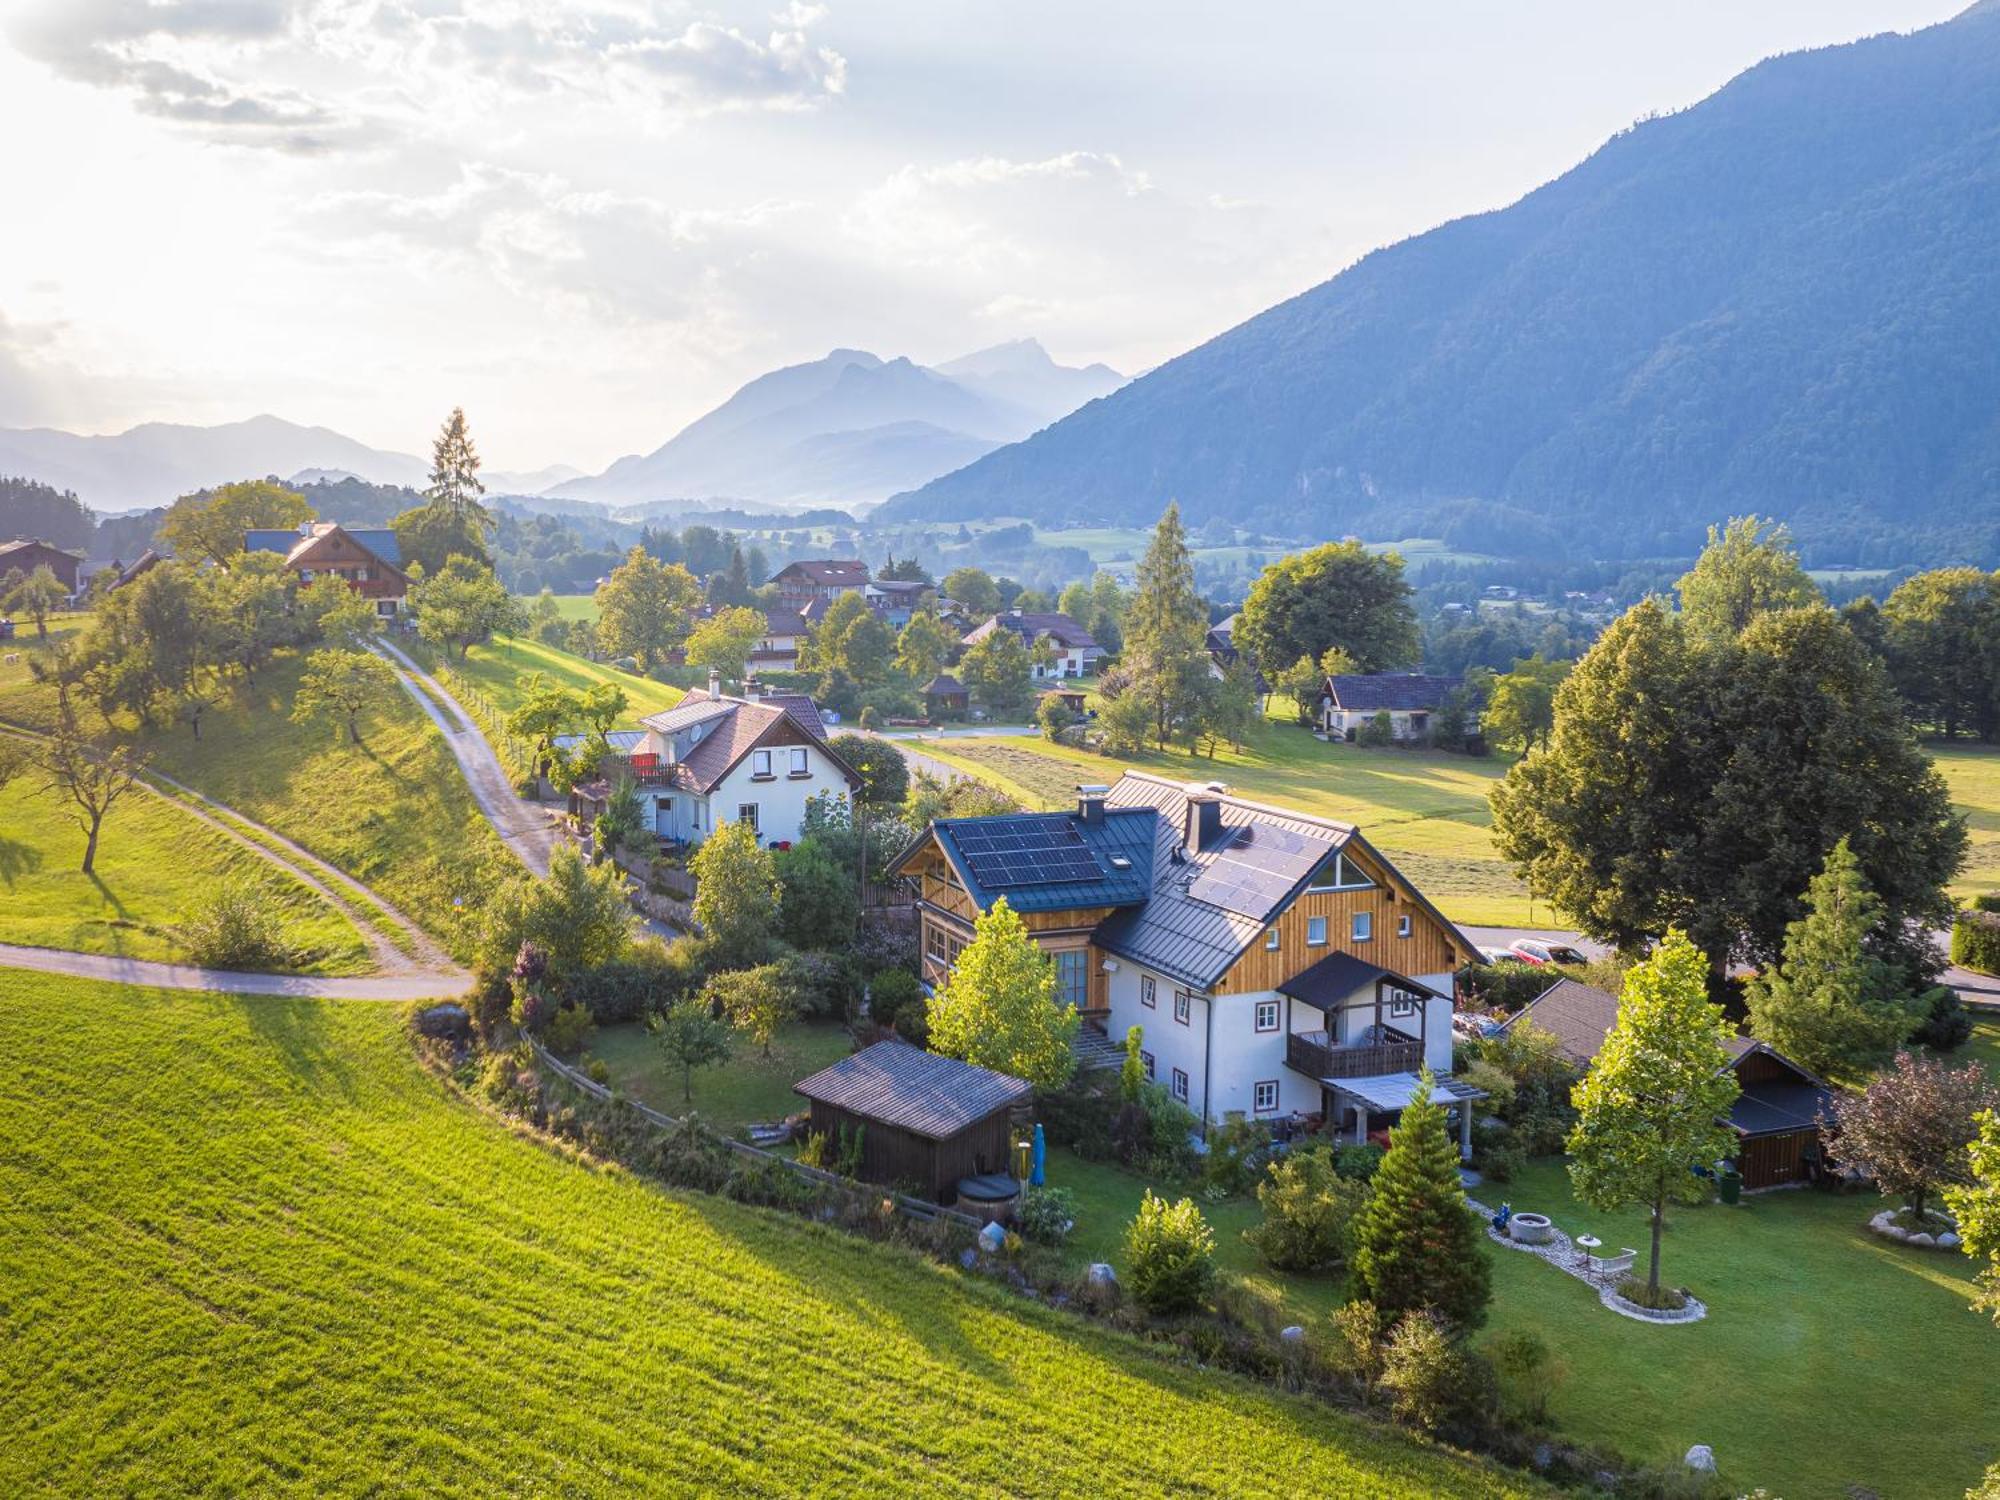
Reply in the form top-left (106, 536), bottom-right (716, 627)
top-left (546, 340), bottom-right (1124, 508)
top-left (881, 1), bottom-right (2000, 564)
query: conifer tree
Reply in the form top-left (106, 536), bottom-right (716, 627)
top-left (426, 406), bottom-right (490, 520)
top-left (1350, 1069), bottom-right (1491, 1329)
top-left (1746, 837), bottom-right (1915, 1082)
top-left (1124, 502), bottom-right (1210, 748)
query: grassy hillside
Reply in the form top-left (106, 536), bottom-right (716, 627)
top-left (1937, 742), bottom-right (2000, 907)
top-left (0, 970), bottom-right (1540, 1499)
top-left (0, 777), bottom-right (369, 972)
top-left (0, 633), bottom-right (513, 959)
top-left (914, 724), bottom-right (1537, 925)
top-left (521, 592), bottom-right (600, 624)
top-left (438, 633), bottom-right (683, 721)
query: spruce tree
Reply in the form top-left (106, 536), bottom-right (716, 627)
top-left (1747, 838), bottom-right (1915, 1082)
top-left (426, 406), bottom-right (488, 516)
top-left (1124, 502), bottom-right (1210, 748)
top-left (1350, 1069), bottom-right (1491, 1329)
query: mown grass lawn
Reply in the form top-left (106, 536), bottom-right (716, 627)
top-left (0, 776), bottom-right (369, 972)
top-left (1936, 741), bottom-right (2000, 906)
top-left (914, 723), bottom-right (1538, 925)
top-left (1479, 1158), bottom-right (1998, 1499)
top-left (520, 592), bottom-right (600, 624)
top-left (0, 970), bottom-right (1542, 1499)
top-left (587, 1018), bottom-right (856, 1135)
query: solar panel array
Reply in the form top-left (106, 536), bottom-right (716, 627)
top-left (954, 815), bottom-right (1106, 890)
top-left (1185, 821), bottom-right (1337, 917)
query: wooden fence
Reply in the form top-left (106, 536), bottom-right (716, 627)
top-left (528, 1041), bottom-right (984, 1233)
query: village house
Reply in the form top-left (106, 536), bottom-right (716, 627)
top-left (751, 607), bottom-right (810, 671)
top-left (771, 559), bottom-right (870, 610)
top-left (1317, 671), bottom-right (1470, 742)
top-left (864, 577), bottom-right (930, 627)
top-left (890, 773), bottom-right (1485, 1153)
top-left (961, 610), bottom-right (1103, 679)
top-left (0, 537), bottom-right (86, 595)
top-left (565, 672), bottom-right (858, 848)
top-left (244, 522), bottom-right (409, 617)
top-left (1502, 978), bottom-right (1839, 1191)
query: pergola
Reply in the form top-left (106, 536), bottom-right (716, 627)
top-left (1320, 1071), bottom-right (1487, 1160)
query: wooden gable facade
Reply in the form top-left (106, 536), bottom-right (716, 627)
top-left (289, 527), bottom-right (406, 603)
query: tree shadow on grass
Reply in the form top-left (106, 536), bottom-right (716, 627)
top-left (231, 994), bottom-right (362, 1102)
top-left (87, 871), bottom-right (131, 919)
top-left (0, 835), bottom-right (41, 886)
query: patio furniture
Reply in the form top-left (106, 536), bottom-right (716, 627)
top-left (1587, 1247), bottom-right (1638, 1279)
top-left (1508, 1212), bottom-right (1554, 1246)
top-left (1574, 1233), bottom-right (1602, 1268)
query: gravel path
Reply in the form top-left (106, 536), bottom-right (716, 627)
top-left (371, 638), bottom-right (558, 876)
top-left (0, 942), bottom-right (465, 999)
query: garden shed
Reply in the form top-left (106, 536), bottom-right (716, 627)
top-left (793, 1040), bottom-right (1032, 1204)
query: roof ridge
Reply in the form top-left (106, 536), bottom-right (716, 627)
top-left (1113, 770), bottom-right (1358, 836)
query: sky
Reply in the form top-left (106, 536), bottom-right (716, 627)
top-left (0, 0), bottom-right (1970, 473)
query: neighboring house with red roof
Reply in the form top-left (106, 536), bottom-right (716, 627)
top-left (961, 610), bottom-right (1103, 678)
top-left (564, 671), bottom-right (858, 847)
top-left (0, 537), bottom-right (86, 594)
top-left (244, 522), bottom-right (409, 617)
top-left (771, 559), bottom-right (869, 609)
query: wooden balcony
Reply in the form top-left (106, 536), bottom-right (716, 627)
top-left (1286, 1030), bottom-right (1423, 1081)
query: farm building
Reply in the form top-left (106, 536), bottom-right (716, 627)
top-left (792, 1040), bottom-right (1031, 1205)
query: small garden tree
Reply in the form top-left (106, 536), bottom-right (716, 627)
top-left (410, 556), bottom-right (525, 658)
top-left (1245, 1144), bottom-right (1370, 1272)
top-left (706, 963), bottom-right (802, 1057)
top-left (689, 819), bottom-right (781, 967)
top-left (1948, 1109), bottom-right (2000, 1325)
top-left (1567, 931), bottom-right (1739, 1304)
top-left (1123, 1191), bottom-right (1215, 1313)
top-left (478, 842), bottom-right (632, 993)
top-left (1829, 1051), bottom-right (1995, 1225)
top-left (925, 896), bottom-right (1077, 1089)
top-left (3, 564), bottom-right (67, 639)
top-left (32, 706), bottom-right (148, 875)
top-left (592, 778), bottom-right (645, 865)
top-left (685, 604), bottom-right (766, 684)
top-left (1351, 1069), bottom-right (1491, 1328)
top-left (290, 647), bottom-right (398, 745)
top-left (776, 840), bottom-right (859, 948)
top-left (1747, 838), bottom-right (1916, 1082)
top-left (651, 1002), bottom-right (734, 1103)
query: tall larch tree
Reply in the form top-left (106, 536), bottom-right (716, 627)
top-left (1123, 502), bottom-right (1210, 748)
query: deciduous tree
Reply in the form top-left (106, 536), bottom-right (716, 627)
top-left (1480, 653), bottom-right (1569, 751)
top-left (894, 608), bottom-right (956, 682)
top-left (2, 565), bottom-right (67, 639)
top-left (689, 819), bottom-right (781, 966)
top-left (926, 896), bottom-right (1077, 1089)
top-left (651, 1002), bottom-right (733, 1104)
top-left (1237, 539), bottom-right (1419, 674)
top-left (478, 841), bottom-right (632, 991)
top-left (1829, 1051), bottom-right (1995, 1224)
top-left (1881, 566), bottom-right (2000, 741)
top-left (1947, 1109), bottom-right (2000, 1326)
top-left (32, 703), bottom-right (149, 875)
top-left (593, 546), bottom-right (702, 671)
top-left (706, 962), bottom-right (802, 1057)
top-left (1567, 932), bottom-right (1739, 1301)
top-left (158, 479), bottom-right (312, 569)
top-left (291, 647), bottom-right (398, 745)
top-left (685, 605), bottom-right (767, 683)
top-left (410, 556), bottom-right (527, 659)
top-left (960, 627), bottom-right (1033, 715)
top-left (942, 566), bottom-right (1000, 618)
top-left (1674, 515), bottom-right (1820, 640)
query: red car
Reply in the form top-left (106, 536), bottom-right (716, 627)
top-left (1509, 939), bottom-right (1590, 966)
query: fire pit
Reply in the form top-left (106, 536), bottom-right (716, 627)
top-left (1508, 1212), bottom-right (1554, 1246)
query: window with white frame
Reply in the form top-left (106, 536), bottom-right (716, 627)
top-left (1253, 1080), bottom-right (1279, 1114)
top-left (737, 804), bottom-right (759, 831)
top-left (1398, 913), bottom-right (1412, 938)
top-left (1171, 1067), bottom-right (1189, 1103)
top-left (789, 747), bottom-right (809, 776)
top-left (1352, 911), bottom-right (1372, 942)
top-left (1306, 915), bottom-right (1327, 946)
top-left (751, 750), bottom-right (773, 778)
top-left (1141, 1050), bottom-right (1156, 1080)
top-left (1306, 852), bottom-right (1374, 893)
top-left (1264, 927), bottom-right (1279, 951)
top-left (1141, 975), bottom-right (1156, 1008)
top-left (1173, 990), bottom-right (1192, 1026)
top-left (1254, 1000), bottom-right (1279, 1033)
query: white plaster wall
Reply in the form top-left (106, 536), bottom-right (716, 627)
top-left (707, 741), bottom-right (849, 846)
top-left (1100, 963), bottom-right (1212, 1118)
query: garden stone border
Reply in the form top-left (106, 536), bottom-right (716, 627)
top-left (1471, 1197), bottom-right (1709, 1325)
top-left (1867, 1209), bottom-right (1961, 1250)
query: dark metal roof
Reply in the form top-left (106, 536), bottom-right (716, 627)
top-left (793, 1039), bottom-right (1032, 1139)
top-left (1323, 673), bottom-right (1464, 713)
top-left (1731, 1081), bottom-right (1834, 1139)
top-left (1500, 978), bottom-right (1620, 1066)
top-left (922, 807), bottom-right (1156, 914)
top-left (775, 559), bottom-right (869, 587)
top-left (1278, 951), bottom-right (1444, 1009)
top-left (962, 611), bottom-right (1101, 651)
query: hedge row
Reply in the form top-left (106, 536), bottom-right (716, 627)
top-left (1951, 909), bottom-right (2000, 976)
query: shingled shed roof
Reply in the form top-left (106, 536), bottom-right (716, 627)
top-left (793, 1040), bottom-right (1032, 1139)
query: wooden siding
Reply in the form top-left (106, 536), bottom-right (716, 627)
top-left (806, 1098), bottom-right (1017, 1204)
top-left (1734, 1049), bottom-right (1806, 1087)
top-left (1736, 1129), bottom-right (1814, 1191)
top-left (1214, 843), bottom-right (1462, 995)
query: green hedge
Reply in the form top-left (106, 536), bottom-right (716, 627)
top-left (1951, 910), bottom-right (2000, 976)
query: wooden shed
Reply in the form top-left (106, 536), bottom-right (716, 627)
top-left (793, 1040), bottom-right (1032, 1204)
top-left (924, 673), bottom-right (969, 718)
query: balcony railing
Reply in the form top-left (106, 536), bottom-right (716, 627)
top-left (1286, 1030), bottom-right (1423, 1081)
top-left (600, 756), bottom-right (675, 787)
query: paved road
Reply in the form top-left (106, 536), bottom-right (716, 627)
top-left (1460, 923), bottom-right (1998, 1010)
top-left (373, 638), bottom-right (558, 876)
top-left (0, 942), bottom-right (466, 1000)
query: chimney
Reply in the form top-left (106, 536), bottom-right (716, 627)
top-left (742, 675), bottom-right (761, 703)
top-left (1076, 784), bottom-right (1109, 826)
top-left (707, 666), bottom-right (722, 701)
top-left (1183, 782), bottom-right (1225, 851)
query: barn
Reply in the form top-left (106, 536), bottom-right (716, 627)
top-left (792, 1040), bottom-right (1032, 1205)
top-left (1504, 977), bottom-right (1839, 1190)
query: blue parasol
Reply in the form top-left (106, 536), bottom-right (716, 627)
top-left (1030, 1123), bottom-right (1046, 1186)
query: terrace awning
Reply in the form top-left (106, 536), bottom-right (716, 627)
top-left (1321, 1071), bottom-right (1488, 1161)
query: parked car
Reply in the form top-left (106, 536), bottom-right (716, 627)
top-left (1477, 946), bottom-right (1526, 965)
top-left (1510, 938), bottom-right (1590, 966)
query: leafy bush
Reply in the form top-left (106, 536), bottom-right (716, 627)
top-left (1123, 1192), bottom-right (1216, 1314)
top-left (1111, 1082), bottom-right (1200, 1179)
top-left (1355, 709), bottom-right (1395, 748)
top-left (1474, 1137), bottom-right (1527, 1184)
top-left (1952, 911), bottom-right (2000, 975)
top-left (178, 880), bottom-right (295, 971)
top-left (796, 1130), bottom-right (830, 1169)
top-left (566, 942), bottom-right (680, 1024)
top-left (1484, 1328), bottom-right (1564, 1424)
top-left (1036, 1068), bottom-right (1122, 1159)
top-left (1333, 1142), bottom-right (1386, 1182)
top-left (1244, 1145), bottom-right (1370, 1271)
top-left (1202, 1115), bottom-right (1274, 1195)
top-left (852, 914), bottom-right (918, 976)
top-left (1017, 1185), bottom-right (1078, 1244)
top-left (543, 1003), bottom-right (596, 1057)
top-left (1459, 1058), bottom-right (1516, 1117)
top-left (585, 1059), bottom-right (611, 1086)
top-left (775, 841), bottom-right (859, 952)
top-left (1976, 893), bottom-right (2000, 914)
top-left (1320, 1298), bottom-right (1388, 1393)
top-left (1380, 1312), bottom-right (1490, 1436)
top-left (775, 949), bottom-right (858, 1021)
top-left (1455, 963), bottom-right (1559, 1014)
top-left (1614, 1274), bottom-right (1687, 1312)
top-left (1909, 984), bottom-right (1973, 1051)
top-left (868, 967), bottom-right (925, 1038)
